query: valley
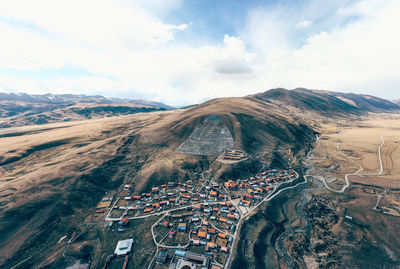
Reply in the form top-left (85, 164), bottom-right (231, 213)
top-left (0, 89), bottom-right (399, 269)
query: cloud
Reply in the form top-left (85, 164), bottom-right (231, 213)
top-left (296, 20), bottom-right (312, 28)
top-left (0, 0), bottom-right (399, 106)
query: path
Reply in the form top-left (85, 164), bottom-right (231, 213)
top-left (320, 136), bottom-right (385, 193)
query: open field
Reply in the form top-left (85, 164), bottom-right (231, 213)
top-left (280, 113), bottom-right (400, 268)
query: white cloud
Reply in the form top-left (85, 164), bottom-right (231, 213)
top-left (296, 20), bottom-right (312, 28)
top-left (0, 0), bottom-right (399, 106)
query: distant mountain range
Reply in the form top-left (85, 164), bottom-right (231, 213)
top-left (252, 88), bottom-right (399, 115)
top-left (0, 92), bottom-right (174, 127)
top-left (0, 92), bottom-right (173, 109)
top-left (0, 89), bottom-right (398, 128)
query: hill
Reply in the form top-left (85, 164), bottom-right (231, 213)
top-left (253, 88), bottom-right (399, 115)
top-left (0, 92), bottom-right (173, 127)
top-left (0, 89), bottom-right (398, 268)
top-left (0, 95), bottom-right (317, 267)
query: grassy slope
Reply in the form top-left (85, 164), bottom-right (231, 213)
top-left (0, 95), bottom-right (316, 267)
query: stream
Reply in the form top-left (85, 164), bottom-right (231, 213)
top-left (274, 140), bottom-right (323, 268)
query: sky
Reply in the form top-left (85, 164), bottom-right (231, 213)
top-left (0, 0), bottom-right (399, 106)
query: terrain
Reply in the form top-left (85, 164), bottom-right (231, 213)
top-left (0, 88), bottom-right (399, 269)
top-left (0, 92), bottom-right (172, 127)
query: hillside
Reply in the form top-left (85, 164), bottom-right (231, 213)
top-left (0, 94), bottom-right (317, 268)
top-left (0, 92), bottom-right (172, 127)
top-left (252, 88), bottom-right (399, 116)
top-left (0, 89), bottom-right (398, 268)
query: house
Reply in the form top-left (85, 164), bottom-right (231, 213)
top-left (114, 238), bottom-right (134, 256)
top-left (198, 231), bottom-right (207, 238)
top-left (219, 218), bottom-right (227, 223)
top-left (207, 242), bottom-right (216, 248)
top-left (208, 228), bottom-right (216, 234)
top-left (227, 214), bottom-right (236, 220)
top-left (178, 223), bottom-right (187, 232)
top-left (174, 250), bottom-right (186, 257)
top-left (119, 217), bottom-right (129, 226)
top-left (162, 220), bottom-right (172, 227)
top-left (144, 208), bottom-right (152, 213)
top-left (218, 233), bottom-right (226, 239)
top-left (156, 251), bottom-right (168, 263)
top-left (193, 204), bottom-right (202, 210)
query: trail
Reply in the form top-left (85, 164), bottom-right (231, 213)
top-left (320, 136), bottom-right (385, 193)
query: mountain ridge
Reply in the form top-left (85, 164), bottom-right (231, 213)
top-left (252, 88), bottom-right (399, 115)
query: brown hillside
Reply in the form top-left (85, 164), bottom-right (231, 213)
top-left (0, 96), bottom-right (315, 268)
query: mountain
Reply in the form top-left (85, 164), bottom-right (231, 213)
top-left (252, 88), bottom-right (399, 115)
top-left (0, 88), bottom-right (398, 268)
top-left (393, 99), bottom-right (400, 105)
top-left (0, 92), bottom-right (173, 127)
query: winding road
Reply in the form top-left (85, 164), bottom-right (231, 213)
top-left (321, 136), bottom-right (385, 193)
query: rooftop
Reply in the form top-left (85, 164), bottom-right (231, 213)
top-left (114, 238), bottom-right (134, 256)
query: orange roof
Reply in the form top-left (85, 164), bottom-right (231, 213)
top-left (207, 242), bottom-right (216, 247)
top-left (208, 228), bottom-right (216, 234)
top-left (210, 191), bottom-right (217, 196)
top-left (202, 220), bottom-right (209, 226)
top-left (144, 208), bottom-right (152, 212)
top-left (194, 204), bottom-right (202, 208)
top-left (227, 214), bottom-right (236, 219)
top-left (219, 218), bottom-right (227, 223)
top-left (198, 231), bottom-right (207, 238)
top-left (218, 233), bottom-right (226, 238)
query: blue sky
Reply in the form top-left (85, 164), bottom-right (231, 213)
top-left (0, 0), bottom-right (399, 106)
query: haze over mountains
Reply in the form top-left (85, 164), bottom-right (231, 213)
top-left (0, 92), bottom-right (172, 127)
top-left (1, 88), bottom-right (399, 129)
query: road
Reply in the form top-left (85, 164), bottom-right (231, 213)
top-left (320, 136), bottom-right (385, 193)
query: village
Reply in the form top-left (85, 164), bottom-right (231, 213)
top-left (94, 165), bottom-right (298, 269)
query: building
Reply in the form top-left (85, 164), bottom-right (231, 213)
top-left (173, 251), bottom-right (210, 269)
top-left (119, 217), bottom-right (129, 226)
top-left (176, 259), bottom-right (196, 269)
top-left (114, 238), bottom-right (134, 256)
top-left (156, 251), bottom-right (168, 263)
top-left (178, 223), bottom-right (187, 232)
